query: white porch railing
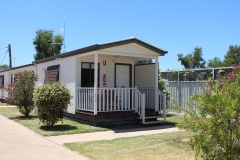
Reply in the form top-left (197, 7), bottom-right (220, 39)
top-left (138, 88), bottom-right (155, 109)
top-left (158, 89), bottom-right (166, 121)
top-left (76, 87), bottom-right (165, 123)
top-left (134, 87), bottom-right (145, 124)
top-left (76, 87), bottom-right (145, 113)
top-left (77, 87), bottom-right (95, 112)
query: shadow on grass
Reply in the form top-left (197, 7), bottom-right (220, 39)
top-left (40, 124), bottom-right (77, 131)
top-left (65, 115), bottom-right (178, 133)
top-left (112, 122), bottom-right (177, 133)
top-left (9, 115), bottom-right (38, 121)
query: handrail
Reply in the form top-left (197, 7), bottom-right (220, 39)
top-left (135, 86), bottom-right (145, 124)
top-left (158, 89), bottom-right (165, 96)
top-left (158, 89), bottom-right (166, 121)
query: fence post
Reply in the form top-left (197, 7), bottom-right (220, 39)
top-left (135, 86), bottom-right (138, 113)
top-left (94, 91), bottom-right (97, 115)
top-left (142, 93), bottom-right (145, 124)
top-left (156, 89), bottom-right (160, 112)
top-left (212, 68), bottom-right (214, 80)
top-left (76, 88), bottom-right (79, 110)
top-left (178, 70), bottom-right (181, 113)
top-left (163, 93), bottom-right (166, 121)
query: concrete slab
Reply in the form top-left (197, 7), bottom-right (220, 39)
top-left (0, 114), bottom-right (88, 160)
top-left (46, 125), bottom-right (181, 145)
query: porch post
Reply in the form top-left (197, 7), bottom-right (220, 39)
top-left (155, 57), bottom-right (159, 111)
top-left (94, 52), bottom-right (98, 115)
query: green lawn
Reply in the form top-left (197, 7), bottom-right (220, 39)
top-left (0, 107), bottom-right (184, 136)
top-left (65, 131), bottom-right (194, 160)
top-left (0, 102), bottom-right (14, 106)
top-left (0, 107), bottom-right (109, 136)
top-left (165, 114), bottom-right (184, 124)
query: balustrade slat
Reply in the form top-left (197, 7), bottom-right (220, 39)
top-left (102, 89), bottom-right (104, 111)
top-left (110, 89), bottom-right (112, 111)
top-left (114, 89), bottom-right (116, 111)
top-left (131, 89), bottom-right (133, 110)
top-left (121, 89), bottom-right (123, 110)
top-left (118, 89), bottom-right (120, 111)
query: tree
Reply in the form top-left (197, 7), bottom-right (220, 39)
top-left (177, 47), bottom-right (206, 69)
top-left (5, 71), bottom-right (38, 117)
top-left (33, 29), bottom-right (64, 60)
top-left (0, 64), bottom-right (9, 70)
top-left (176, 65), bottom-right (240, 159)
top-left (207, 57), bottom-right (225, 68)
top-left (223, 45), bottom-right (240, 67)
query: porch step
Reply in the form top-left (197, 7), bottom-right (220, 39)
top-left (138, 116), bottom-right (163, 119)
top-left (141, 120), bottom-right (166, 125)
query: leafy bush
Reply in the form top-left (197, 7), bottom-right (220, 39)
top-left (4, 83), bottom-right (15, 105)
top-left (176, 65), bottom-right (240, 159)
top-left (33, 82), bottom-right (72, 127)
top-left (4, 71), bottom-right (38, 117)
top-left (159, 70), bottom-right (170, 108)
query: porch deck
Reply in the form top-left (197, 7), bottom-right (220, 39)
top-left (75, 87), bottom-right (167, 125)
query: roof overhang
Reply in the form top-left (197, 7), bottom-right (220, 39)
top-left (32, 37), bottom-right (168, 64)
top-left (0, 63), bottom-right (33, 73)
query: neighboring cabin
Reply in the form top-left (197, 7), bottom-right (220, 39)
top-left (0, 64), bottom-right (34, 102)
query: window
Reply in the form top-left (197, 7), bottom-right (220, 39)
top-left (44, 65), bottom-right (60, 84)
top-left (81, 62), bottom-right (99, 87)
top-left (0, 75), bottom-right (4, 88)
top-left (11, 74), bottom-right (19, 83)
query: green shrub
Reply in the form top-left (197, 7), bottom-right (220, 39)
top-left (33, 82), bottom-right (72, 126)
top-left (176, 65), bottom-right (240, 159)
top-left (5, 71), bottom-right (38, 117)
top-left (158, 69), bottom-right (170, 108)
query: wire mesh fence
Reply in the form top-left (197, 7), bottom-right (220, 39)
top-left (161, 67), bottom-right (233, 114)
top-left (161, 67), bottom-right (233, 82)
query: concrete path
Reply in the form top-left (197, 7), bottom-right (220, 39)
top-left (0, 105), bottom-right (17, 108)
top-left (46, 125), bottom-right (181, 145)
top-left (0, 114), bottom-right (88, 160)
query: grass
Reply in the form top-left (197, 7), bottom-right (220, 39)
top-left (0, 107), bottom-right (109, 136)
top-left (65, 131), bottom-right (194, 160)
top-left (165, 114), bottom-right (184, 124)
top-left (0, 102), bottom-right (15, 106)
top-left (0, 106), bottom-right (185, 137)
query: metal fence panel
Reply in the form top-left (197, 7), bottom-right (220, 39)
top-left (167, 81), bottom-right (207, 114)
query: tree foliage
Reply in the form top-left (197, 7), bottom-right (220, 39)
top-left (178, 47), bottom-right (206, 69)
top-left (0, 64), bottom-right (9, 70)
top-left (223, 45), bottom-right (240, 67)
top-left (33, 29), bottom-right (64, 60)
top-left (158, 69), bottom-right (170, 108)
top-left (176, 65), bottom-right (240, 159)
top-left (207, 57), bottom-right (225, 68)
top-left (33, 82), bottom-right (72, 127)
top-left (5, 71), bottom-right (38, 117)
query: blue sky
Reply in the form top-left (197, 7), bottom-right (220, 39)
top-left (0, 0), bottom-right (239, 71)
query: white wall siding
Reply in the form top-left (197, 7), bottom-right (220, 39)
top-left (0, 72), bottom-right (8, 99)
top-left (100, 43), bottom-right (159, 57)
top-left (135, 64), bottom-right (155, 88)
top-left (36, 56), bottom-right (77, 114)
top-left (78, 55), bottom-right (134, 88)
